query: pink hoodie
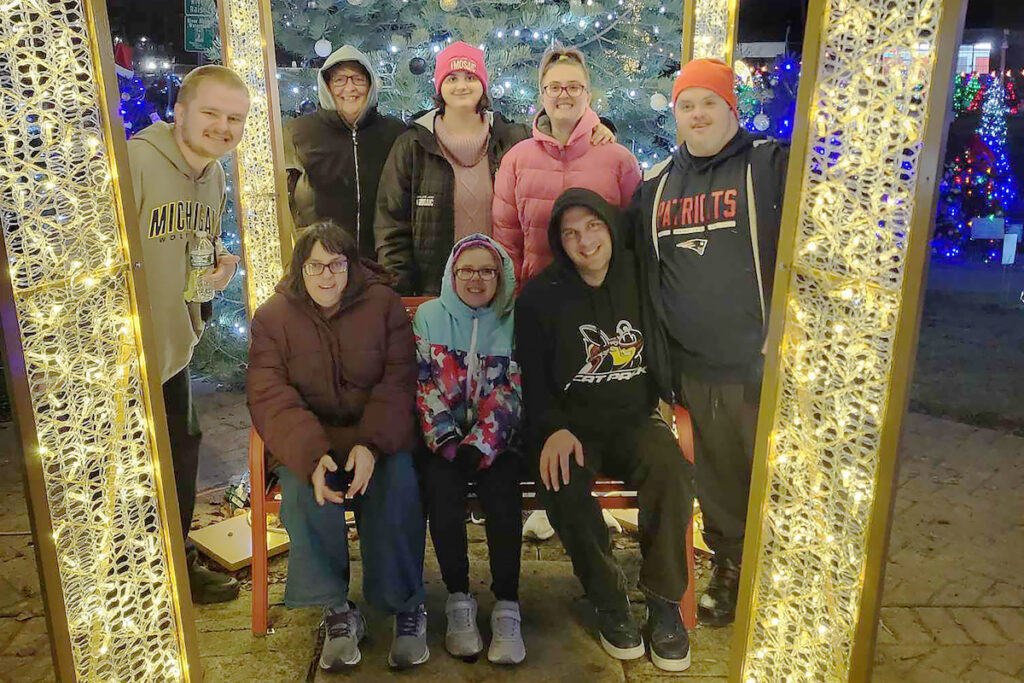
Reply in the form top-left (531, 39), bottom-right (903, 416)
top-left (491, 108), bottom-right (641, 287)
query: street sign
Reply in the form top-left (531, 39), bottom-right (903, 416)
top-left (185, 14), bottom-right (216, 52)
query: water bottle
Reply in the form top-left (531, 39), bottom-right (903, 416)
top-left (184, 231), bottom-right (216, 303)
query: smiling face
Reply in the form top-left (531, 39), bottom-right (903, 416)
top-left (327, 62), bottom-right (371, 125)
top-left (673, 86), bottom-right (739, 157)
top-left (302, 241), bottom-right (349, 311)
top-left (540, 61), bottom-right (591, 129)
top-left (453, 247), bottom-right (500, 309)
top-left (560, 206), bottom-right (612, 284)
top-left (173, 79), bottom-right (249, 163)
top-left (439, 71), bottom-right (485, 113)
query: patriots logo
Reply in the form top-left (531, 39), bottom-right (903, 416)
top-left (677, 238), bottom-right (708, 255)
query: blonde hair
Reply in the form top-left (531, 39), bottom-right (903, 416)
top-left (177, 65), bottom-right (249, 106)
top-left (538, 46), bottom-right (590, 90)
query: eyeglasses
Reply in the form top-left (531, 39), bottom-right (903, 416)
top-left (329, 74), bottom-right (369, 88)
top-left (454, 267), bottom-right (499, 281)
top-left (303, 259), bottom-right (349, 276)
top-left (542, 83), bottom-right (586, 98)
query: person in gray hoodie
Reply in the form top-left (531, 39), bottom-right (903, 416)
top-left (127, 64), bottom-right (248, 604)
top-left (284, 45), bottom-right (406, 257)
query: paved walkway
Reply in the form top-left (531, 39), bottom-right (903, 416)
top-left (0, 405), bottom-right (1021, 682)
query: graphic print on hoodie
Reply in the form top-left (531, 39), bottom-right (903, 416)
top-left (656, 131), bottom-right (765, 379)
top-left (514, 188), bottom-right (656, 448)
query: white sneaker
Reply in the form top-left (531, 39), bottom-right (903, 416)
top-left (522, 510), bottom-right (555, 540)
top-left (488, 600), bottom-right (526, 664)
top-left (445, 592), bottom-right (483, 657)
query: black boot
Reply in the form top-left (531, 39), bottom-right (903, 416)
top-left (698, 557), bottom-right (740, 626)
top-left (187, 546), bottom-right (240, 604)
top-left (647, 598), bottom-right (690, 672)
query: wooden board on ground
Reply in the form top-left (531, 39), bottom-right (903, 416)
top-left (189, 512), bottom-right (291, 571)
top-left (608, 508), bottom-right (712, 554)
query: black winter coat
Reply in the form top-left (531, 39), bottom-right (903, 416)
top-left (285, 107), bottom-right (406, 257)
top-left (373, 110), bottom-right (530, 296)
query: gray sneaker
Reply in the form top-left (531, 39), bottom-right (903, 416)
top-left (445, 592), bottom-right (483, 658)
top-left (319, 602), bottom-right (366, 670)
top-left (388, 603), bottom-right (429, 669)
top-left (487, 600), bottom-right (526, 665)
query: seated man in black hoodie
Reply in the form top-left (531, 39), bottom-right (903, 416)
top-left (514, 188), bottom-right (694, 672)
top-left (627, 58), bottom-right (789, 627)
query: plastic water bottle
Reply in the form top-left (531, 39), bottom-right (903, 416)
top-left (184, 231), bottom-right (216, 303)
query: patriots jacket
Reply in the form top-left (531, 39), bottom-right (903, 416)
top-left (626, 130), bottom-right (788, 401)
top-left (413, 234), bottom-right (522, 468)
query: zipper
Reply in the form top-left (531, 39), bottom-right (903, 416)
top-left (466, 316), bottom-right (480, 424)
top-left (352, 127), bottom-right (362, 250)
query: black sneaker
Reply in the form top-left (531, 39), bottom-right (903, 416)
top-left (187, 547), bottom-right (240, 604)
top-left (596, 607), bottom-right (645, 660)
top-left (647, 598), bottom-right (691, 672)
top-left (698, 557), bottom-right (740, 626)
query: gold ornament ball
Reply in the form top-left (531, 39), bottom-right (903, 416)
top-left (439, 0), bottom-right (458, 11)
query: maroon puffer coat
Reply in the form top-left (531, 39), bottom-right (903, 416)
top-left (246, 261), bottom-right (417, 480)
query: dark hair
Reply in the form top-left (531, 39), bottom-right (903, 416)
top-left (283, 222), bottom-right (359, 301)
top-left (432, 91), bottom-right (491, 116)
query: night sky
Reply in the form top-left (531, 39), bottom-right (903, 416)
top-left (105, 0), bottom-right (1012, 65)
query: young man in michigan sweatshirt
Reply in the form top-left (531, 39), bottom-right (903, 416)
top-left (626, 58), bottom-right (789, 626)
top-left (515, 188), bottom-right (693, 672)
top-left (127, 65), bottom-right (248, 603)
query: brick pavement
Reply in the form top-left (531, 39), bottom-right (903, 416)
top-left (0, 405), bottom-right (1021, 682)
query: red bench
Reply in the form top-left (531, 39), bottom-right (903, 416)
top-left (248, 297), bottom-right (698, 634)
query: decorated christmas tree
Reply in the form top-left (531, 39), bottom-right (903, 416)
top-left (932, 79), bottom-right (1018, 260)
top-left (273, 0), bottom-right (685, 169)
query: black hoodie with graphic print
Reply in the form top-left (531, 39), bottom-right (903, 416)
top-left (514, 188), bottom-right (657, 449)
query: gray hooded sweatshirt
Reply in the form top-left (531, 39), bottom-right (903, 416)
top-left (128, 121), bottom-right (227, 383)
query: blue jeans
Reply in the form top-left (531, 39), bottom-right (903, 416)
top-left (277, 451), bottom-right (426, 614)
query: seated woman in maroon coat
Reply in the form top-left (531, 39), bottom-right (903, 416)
top-left (246, 222), bottom-right (428, 671)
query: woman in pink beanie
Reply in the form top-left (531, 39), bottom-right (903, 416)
top-left (375, 42), bottom-right (614, 296)
top-left (492, 46), bottom-right (642, 288)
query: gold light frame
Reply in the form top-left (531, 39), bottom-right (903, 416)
top-left (217, 0), bottom-right (292, 315)
top-left (682, 0), bottom-right (738, 65)
top-left (0, 1), bottom-right (200, 680)
top-left (732, 0), bottom-right (966, 680)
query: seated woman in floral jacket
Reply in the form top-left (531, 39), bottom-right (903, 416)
top-left (413, 233), bottom-right (525, 664)
top-left (246, 222), bottom-right (428, 671)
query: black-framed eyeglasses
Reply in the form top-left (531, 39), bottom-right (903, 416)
top-left (542, 83), bottom-right (586, 98)
top-left (303, 259), bottom-right (349, 276)
top-left (454, 267), bottom-right (499, 281)
top-left (329, 74), bottom-right (369, 88)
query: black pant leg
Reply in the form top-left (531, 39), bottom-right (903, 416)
top-left (604, 414), bottom-right (694, 603)
top-left (537, 440), bottom-right (628, 612)
top-left (162, 366), bottom-right (201, 538)
top-left (679, 375), bottom-right (755, 565)
top-left (474, 453), bottom-right (523, 601)
top-left (422, 453), bottom-right (471, 595)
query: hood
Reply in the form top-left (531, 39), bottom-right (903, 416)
top-left (131, 121), bottom-right (219, 182)
top-left (547, 188), bottom-right (622, 273)
top-left (439, 233), bottom-right (516, 318)
top-left (317, 45), bottom-right (381, 124)
top-left (672, 128), bottom-right (753, 174)
top-left (276, 258), bottom-right (393, 317)
top-left (532, 107), bottom-right (600, 149)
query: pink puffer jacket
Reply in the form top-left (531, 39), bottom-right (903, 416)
top-left (492, 108), bottom-right (641, 287)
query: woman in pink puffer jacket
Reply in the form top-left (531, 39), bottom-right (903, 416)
top-left (492, 47), bottom-right (642, 287)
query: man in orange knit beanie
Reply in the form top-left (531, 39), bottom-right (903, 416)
top-left (626, 57), bottom-right (790, 628)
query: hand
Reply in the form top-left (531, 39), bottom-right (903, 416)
top-left (312, 454), bottom-right (347, 506)
top-left (590, 123), bottom-right (616, 146)
top-left (203, 252), bottom-right (241, 291)
top-left (345, 444), bottom-right (376, 498)
top-left (539, 429), bottom-right (584, 492)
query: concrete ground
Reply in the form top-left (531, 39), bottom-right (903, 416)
top-left (1, 404), bottom-right (1022, 682)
